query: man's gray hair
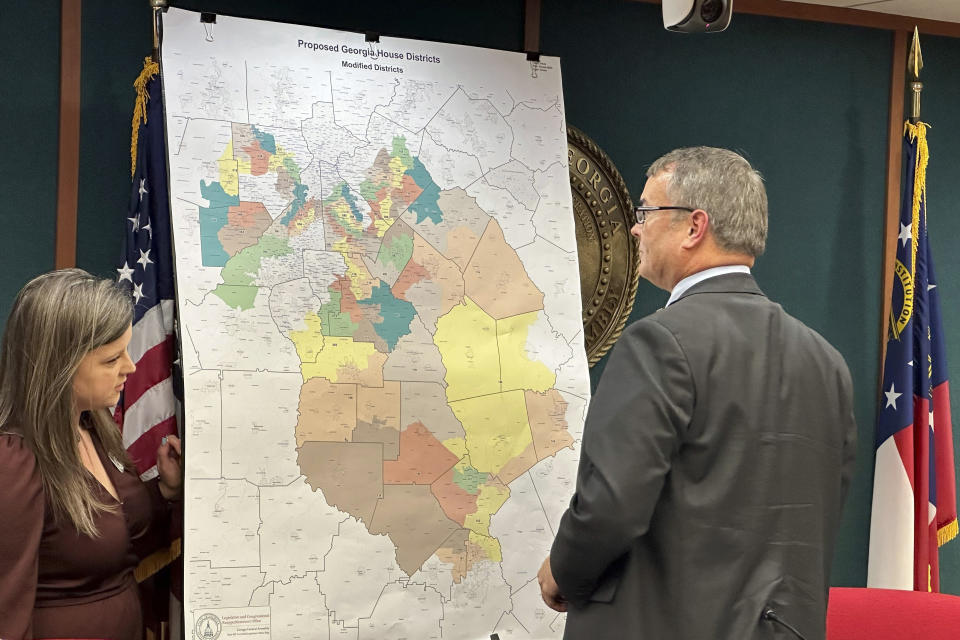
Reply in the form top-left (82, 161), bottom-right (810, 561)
top-left (647, 147), bottom-right (767, 257)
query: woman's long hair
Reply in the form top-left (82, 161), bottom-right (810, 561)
top-left (0, 268), bottom-right (135, 537)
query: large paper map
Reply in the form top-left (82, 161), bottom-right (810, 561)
top-left (161, 8), bottom-right (590, 639)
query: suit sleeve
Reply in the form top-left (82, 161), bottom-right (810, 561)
top-left (550, 318), bottom-right (693, 606)
top-left (0, 434), bottom-right (44, 640)
top-left (129, 476), bottom-right (176, 560)
top-left (838, 362), bottom-right (857, 505)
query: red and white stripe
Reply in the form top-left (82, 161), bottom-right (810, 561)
top-left (119, 299), bottom-right (178, 480)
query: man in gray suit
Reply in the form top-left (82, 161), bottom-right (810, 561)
top-left (539, 147), bottom-right (857, 640)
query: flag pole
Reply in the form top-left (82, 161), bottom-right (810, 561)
top-left (907, 26), bottom-right (923, 123)
top-left (151, 0), bottom-right (167, 63)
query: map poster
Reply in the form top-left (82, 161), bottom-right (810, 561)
top-left (160, 7), bottom-right (591, 639)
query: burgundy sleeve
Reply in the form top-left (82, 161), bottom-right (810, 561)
top-left (129, 476), bottom-right (175, 559)
top-left (0, 434), bottom-right (44, 640)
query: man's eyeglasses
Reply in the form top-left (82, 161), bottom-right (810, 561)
top-left (633, 205), bottom-right (696, 226)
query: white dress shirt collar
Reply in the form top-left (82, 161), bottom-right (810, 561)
top-left (665, 265), bottom-right (751, 307)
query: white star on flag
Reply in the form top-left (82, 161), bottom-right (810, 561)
top-left (138, 178), bottom-right (148, 201)
top-left (132, 282), bottom-right (145, 304)
top-left (137, 248), bottom-right (153, 269)
top-left (143, 221), bottom-right (152, 240)
top-left (898, 222), bottom-right (912, 246)
top-left (929, 283), bottom-right (937, 291)
top-left (884, 383), bottom-right (903, 409)
top-left (117, 262), bottom-right (135, 282)
top-left (128, 214), bottom-right (140, 232)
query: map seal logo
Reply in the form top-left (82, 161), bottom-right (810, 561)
top-left (567, 124), bottom-right (639, 366)
top-left (195, 612), bottom-right (222, 640)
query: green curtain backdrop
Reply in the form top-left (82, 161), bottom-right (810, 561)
top-left (0, 1), bottom-right (60, 326)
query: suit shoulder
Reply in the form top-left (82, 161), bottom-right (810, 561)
top-left (621, 312), bottom-right (685, 346)
top-left (774, 306), bottom-right (852, 373)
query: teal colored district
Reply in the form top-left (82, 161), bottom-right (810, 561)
top-left (279, 183), bottom-right (309, 226)
top-left (453, 465), bottom-right (487, 495)
top-left (251, 125), bottom-right (277, 154)
top-left (341, 184), bottom-right (363, 222)
top-left (405, 157), bottom-right (443, 224)
top-left (199, 180), bottom-right (238, 266)
top-left (212, 234), bottom-right (291, 311)
top-left (359, 281), bottom-right (416, 350)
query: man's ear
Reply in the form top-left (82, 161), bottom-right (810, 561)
top-left (681, 209), bottom-right (709, 248)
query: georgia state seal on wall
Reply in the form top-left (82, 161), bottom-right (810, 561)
top-left (567, 125), bottom-right (639, 366)
top-left (195, 612), bottom-right (223, 640)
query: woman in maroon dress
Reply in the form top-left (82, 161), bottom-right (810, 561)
top-left (0, 269), bottom-right (182, 640)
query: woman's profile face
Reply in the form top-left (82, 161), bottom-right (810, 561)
top-left (71, 325), bottom-right (136, 414)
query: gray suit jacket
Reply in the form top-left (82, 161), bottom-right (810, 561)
top-left (551, 273), bottom-right (857, 640)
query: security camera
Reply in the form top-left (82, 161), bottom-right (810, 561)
top-left (662, 0), bottom-right (733, 33)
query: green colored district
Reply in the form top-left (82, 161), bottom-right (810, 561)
top-left (212, 234), bottom-right (292, 311)
top-left (330, 201), bottom-right (364, 238)
top-left (199, 180), bottom-right (239, 267)
top-left (405, 157), bottom-right (443, 225)
top-left (282, 155), bottom-right (301, 183)
top-left (319, 290), bottom-right (359, 336)
top-left (251, 125), bottom-right (277, 154)
top-left (322, 182), bottom-right (364, 237)
top-left (358, 281), bottom-right (416, 350)
top-left (380, 233), bottom-right (413, 272)
top-left (211, 284), bottom-right (257, 310)
top-left (391, 136), bottom-right (413, 169)
top-left (358, 177), bottom-right (385, 202)
top-left (453, 465), bottom-right (487, 495)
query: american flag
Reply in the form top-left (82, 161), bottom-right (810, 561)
top-left (868, 121), bottom-right (957, 591)
top-left (115, 59), bottom-right (179, 480)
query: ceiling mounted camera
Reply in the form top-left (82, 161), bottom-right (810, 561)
top-left (662, 0), bottom-right (733, 33)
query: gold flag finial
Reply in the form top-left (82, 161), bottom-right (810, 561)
top-left (908, 27), bottom-right (923, 122)
top-left (908, 27), bottom-right (923, 80)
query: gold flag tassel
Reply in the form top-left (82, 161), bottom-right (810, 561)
top-left (940, 518), bottom-right (959, 547)
top-left (903, 120), bottom-right (928, 287)
top-left (131, 57), bottom-right (160, 177)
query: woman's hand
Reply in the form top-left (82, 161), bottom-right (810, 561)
top-left (157, 435), bottom-right (183, 501)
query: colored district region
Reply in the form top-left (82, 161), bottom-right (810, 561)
top-left (200, 124), bottom-right (305, 270)
top-left (282, 134), bottom-right (573, 581)
top-left (212, 233), bottom-right (291, 310)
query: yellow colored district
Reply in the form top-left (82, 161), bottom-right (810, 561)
top-left (497, 310), bottom-right (556, 393)
top-left (288, 313), bottom-right (325, 363)
top-left (469, 531), bottom-right (502, 563)
top-left (449, 389), bottom-right (533, 475)
top-left (463, 482), bottom-right (510, 538)
top-left (434, 297), bottom-right (557, 402)
top-left (301, 336), bottom-right (382, 384)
